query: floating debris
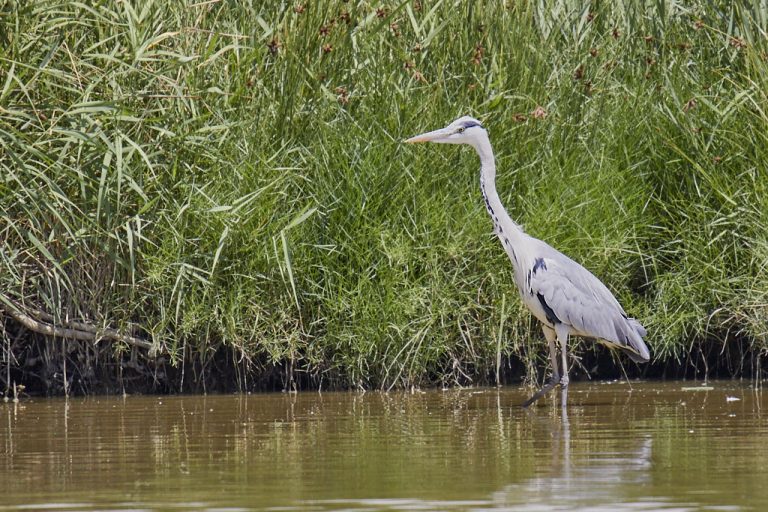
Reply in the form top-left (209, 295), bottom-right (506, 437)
top-left (726, 396), bottom-right (741, 402)
top-left (681, 386), bottom-right (714, 391)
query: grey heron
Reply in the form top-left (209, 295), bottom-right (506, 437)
top-left (405, 116), bottom-right (650, 407)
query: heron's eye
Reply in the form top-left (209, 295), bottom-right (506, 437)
top-left (457, 127), bottom-right (465, 133)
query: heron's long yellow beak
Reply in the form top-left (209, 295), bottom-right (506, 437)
top-left (404, 127), bottom-right (451, 143)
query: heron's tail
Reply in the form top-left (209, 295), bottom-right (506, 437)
top-left (620, 318), bottom-right (650, 363)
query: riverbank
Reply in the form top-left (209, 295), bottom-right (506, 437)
top-left (2, 1), bottom-right (767, 395)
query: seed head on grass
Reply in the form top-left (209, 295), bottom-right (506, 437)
top-left (335, 86), bottom-right (349, 104)
top-left (730, 37), bottom-right (746, 49)
top-left (531, 106), bottom-right (547, 119)
top-left (267, 37), bottom-right (281, 54)
top-left (471, 44), bottom-right (485, 65)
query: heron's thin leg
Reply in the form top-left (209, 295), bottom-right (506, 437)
top-left (547, 332), bottom-right (560, 382)
top-left (522, 326), bottom-right (560, 408)
top-left (557, 325), bottom-right (570, 407)
top-left (560, 342), bottom-right (569, 388)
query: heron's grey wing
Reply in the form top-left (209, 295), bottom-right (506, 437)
top-left (528, 252), bottom-right (650, 362)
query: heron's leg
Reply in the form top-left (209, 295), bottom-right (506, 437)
top-left (556, 324), bottom-right (570, 406)
top-left (522, 325), bottom-right (560, 408)
top-left (544, 325), bottom-right (560, 382)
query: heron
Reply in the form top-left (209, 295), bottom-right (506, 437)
top-left (405, 115), bottom-right (650, 407)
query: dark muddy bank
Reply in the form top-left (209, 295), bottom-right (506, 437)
top-left (3, 321), bottom-right (764, 397)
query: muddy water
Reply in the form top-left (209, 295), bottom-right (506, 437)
top-left (1, 381), bottom-right (766, 511)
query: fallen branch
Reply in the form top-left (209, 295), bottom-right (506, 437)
top-left (1, 299), bottom-right (157, 352)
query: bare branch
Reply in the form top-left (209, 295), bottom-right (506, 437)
top-left (1, 300), bottom-right (157, 352)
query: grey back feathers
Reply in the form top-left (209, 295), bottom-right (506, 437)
top-left (525, 239), bottom-right (650, 363)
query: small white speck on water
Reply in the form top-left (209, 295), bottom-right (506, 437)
top-left (726, 396), bottom-right (740, 402)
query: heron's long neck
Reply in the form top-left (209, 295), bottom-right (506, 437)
top-left (475, 137), bottom-right (526, 261)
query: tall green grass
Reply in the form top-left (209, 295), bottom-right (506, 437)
top-left (1, 0), bottom-right (767, 393)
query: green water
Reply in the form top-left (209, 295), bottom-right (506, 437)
top-left (1, 381), bottom-right (766, 511)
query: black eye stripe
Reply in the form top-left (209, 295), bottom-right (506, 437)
top-left (461, 121), bottom-right (482, 130)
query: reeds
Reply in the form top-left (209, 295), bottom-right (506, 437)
top-left (1, 1), bottom-right (767, 393)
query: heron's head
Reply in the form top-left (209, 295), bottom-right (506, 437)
top-left (404, 116), bottom-right (486, 147)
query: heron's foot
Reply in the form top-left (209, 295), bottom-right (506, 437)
top-left (521, 373), bottom-right (561, 408)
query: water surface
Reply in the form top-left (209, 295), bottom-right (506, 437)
top-left (1, 381), bottom-right (766, 510)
